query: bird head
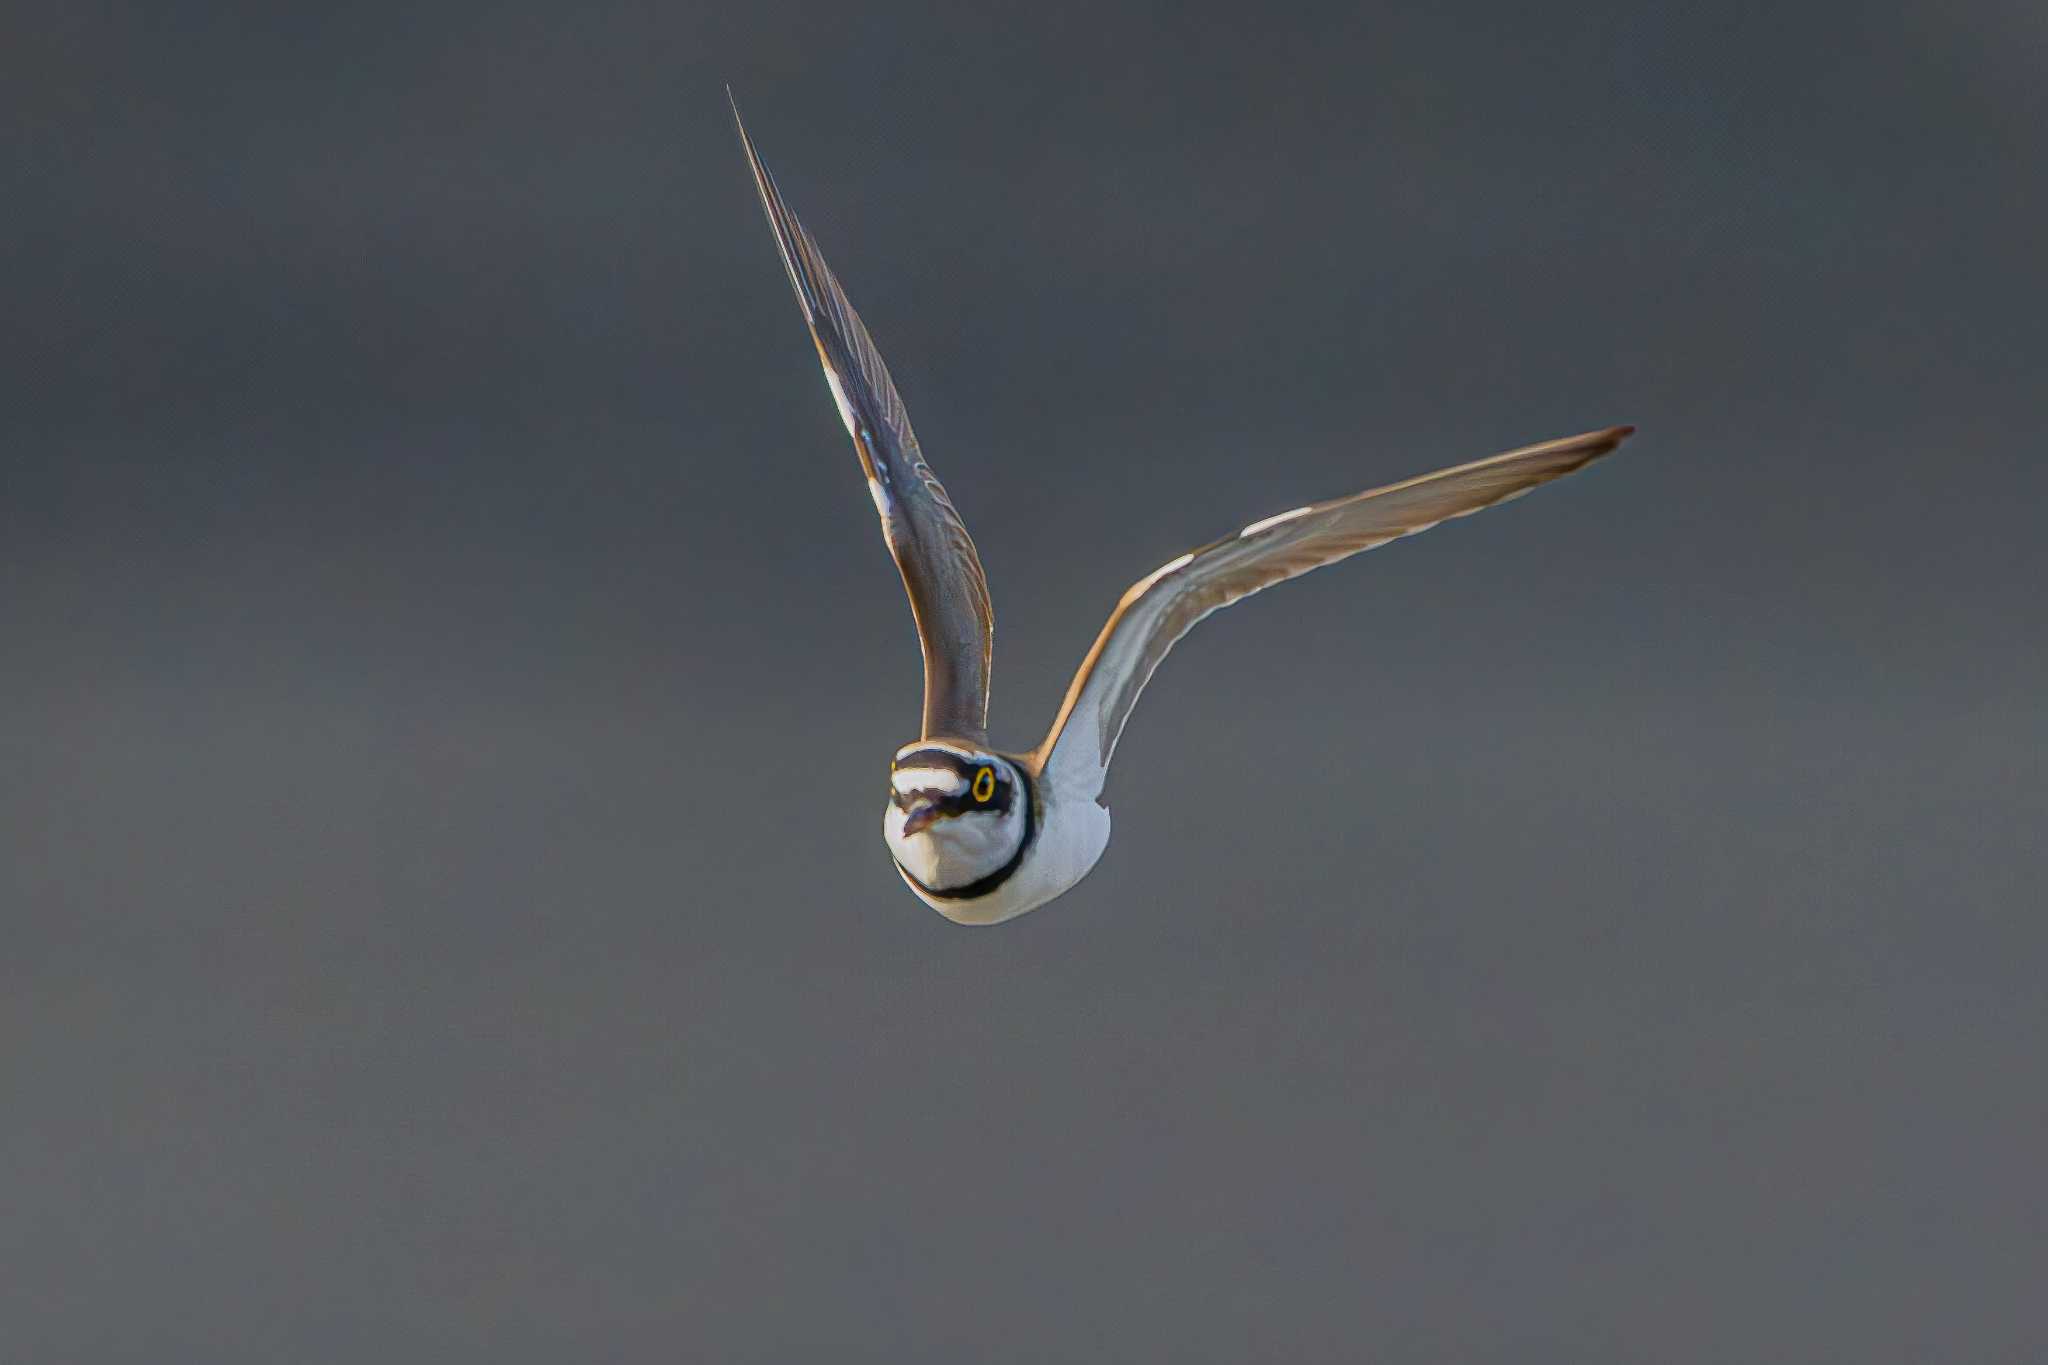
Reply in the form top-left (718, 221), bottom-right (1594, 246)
top-left (883, 742), bottom-right (1029, 893)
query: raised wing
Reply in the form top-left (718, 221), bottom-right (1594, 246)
top-left (1033, 426), bottom-right (1635, 797)
top-left (731, 96), bottom-right (996, 742)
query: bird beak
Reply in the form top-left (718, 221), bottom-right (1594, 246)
top-left (901, 800), bottom-right (946, 836)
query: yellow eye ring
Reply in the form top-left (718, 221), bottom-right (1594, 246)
top-left (972, 767), bottom-right (996, 803)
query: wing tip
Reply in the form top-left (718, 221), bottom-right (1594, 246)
top-left (1560, 423), bottom-right (1637, 464)
top-left (728, 89), bottom-right (765, 174)
top-left (729, 95), bottom-right (826, 320)
top-left (726, 88), bottom-right (749, 153)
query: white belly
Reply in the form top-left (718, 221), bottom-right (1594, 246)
top-left (902, 786), bottom-right (1112, 926)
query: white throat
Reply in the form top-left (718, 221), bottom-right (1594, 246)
top-left (883, 802), bottom-right (1025, 892)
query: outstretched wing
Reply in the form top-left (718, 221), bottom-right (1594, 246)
top-left (731, 96), bottom-right (996, 742)
top-left (1033, 426), bottom-right (1635, 797)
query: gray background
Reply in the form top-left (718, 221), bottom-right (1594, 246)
top-left (5, 1), bottom-right (2045, 1359)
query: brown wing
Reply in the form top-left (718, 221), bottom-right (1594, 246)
top-left (731, 95), bottom-right (996, 742)
top-left (1033, 426), bottom-right (1636, 796)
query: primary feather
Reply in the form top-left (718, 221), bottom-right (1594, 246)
top-left (731, 94), bottom-right (996, 743)
top-left (1033, 426), bottom-right (1636, 797)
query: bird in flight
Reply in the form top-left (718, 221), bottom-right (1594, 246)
top-left (731, 96), bottom-right (1633, 925)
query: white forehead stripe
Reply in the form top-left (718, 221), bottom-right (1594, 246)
top-left (895, 740), bottom-right (983, 762)
top-left (893, 766), bottom-right (967, 796)
top-left (1240, 504), bottom-right (1315, 538)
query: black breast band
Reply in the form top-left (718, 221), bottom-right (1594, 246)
top-left (899, 768), bottom-right (1036, 903)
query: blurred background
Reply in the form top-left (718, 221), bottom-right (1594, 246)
top-left (4, 1), bottom-right (2045, 1359)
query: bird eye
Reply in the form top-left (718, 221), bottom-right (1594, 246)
top-left (972, 767), bottom-right (996, 803)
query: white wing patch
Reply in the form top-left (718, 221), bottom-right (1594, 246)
top-left (1127, 551), bottom-right (1196, 599)
top-left (822, 365), bottom-right (861, 439)
top-left (1239, 504), bottom-right (1316, 538)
